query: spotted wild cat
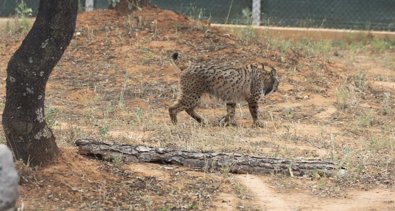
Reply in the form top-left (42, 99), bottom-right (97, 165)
top-left (169, 53), bottom-right (279, 127)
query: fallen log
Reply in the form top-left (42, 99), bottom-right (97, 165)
top-left (75, 139), bottom-right (342, 177)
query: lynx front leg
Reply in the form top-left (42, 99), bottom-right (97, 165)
top-left (220, 102), bottom-right (237, 126)
top-left (247, 98), bottom-right (264, 128)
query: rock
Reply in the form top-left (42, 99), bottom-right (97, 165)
top-left (368, 81), bottom-right (395, 95)
top-left (336, 169), bottom-right (348, 178)
top-left (0, 144), bottom-right (19, 211)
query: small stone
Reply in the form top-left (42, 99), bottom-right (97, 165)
top-left (337, 169), bottom-right (348, 178)
top-left (122, 204), bottom-right (129, 209)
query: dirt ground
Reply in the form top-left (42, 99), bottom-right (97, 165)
top-left (0, 5), bottom-right (394, 211)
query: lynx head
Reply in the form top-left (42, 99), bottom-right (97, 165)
top-left (257, 64), bottom-right (279, 96)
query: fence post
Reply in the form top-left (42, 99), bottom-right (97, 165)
top-left (252, 0), bottom-right (261, 25)
top-left (85, 0), bottom-right (94, 11)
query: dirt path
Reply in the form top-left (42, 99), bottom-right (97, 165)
top-left (213, 193), bottom-right (240, 211)
top-left (319, 189), bottom-right (395, 211)
top-left (237, 175), bottom-right (292, 211)
top-left (237, 175), bottom-right (395, 211)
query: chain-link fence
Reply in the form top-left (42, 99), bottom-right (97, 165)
top-left (0, 0), bottom-right (105, 15)
top-left (1, 0), bottom-right (394, 31)
top-left (0, 0), bottom-right (39, 16)
top-left (151, 0), bottom-right (252, 24)
top-left (260, 0), bottom-right (395, 31)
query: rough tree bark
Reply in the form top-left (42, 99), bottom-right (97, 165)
top-left (2, 0), bottom-right (78, 166)
top-left (76, 139), bottom-right (340, 177)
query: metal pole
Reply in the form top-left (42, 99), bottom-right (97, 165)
top-left (252, 0), bottom-right (261, 25)
top-left (85, 0), bottom-right (94, 12)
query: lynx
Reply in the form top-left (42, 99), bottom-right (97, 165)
top-left (169, 53), bottom-right (279, 127)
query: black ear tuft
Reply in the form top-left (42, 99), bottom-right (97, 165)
top-left (172, 52), bottom-right (179, 61)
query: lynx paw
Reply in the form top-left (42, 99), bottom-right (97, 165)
top-left (219, 117), bottom-right (238, 127)
top-left (252, 121), bottom-right (265, 128)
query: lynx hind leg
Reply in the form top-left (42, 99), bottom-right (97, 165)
top-left (169, 94), bottom-right (205, 125)
top-left (220, 102), bottom-right (238, 126)
top-left (169, 101), bottom-right (185, 125)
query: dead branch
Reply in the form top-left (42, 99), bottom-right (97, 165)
top-left (75, 139), bottom-right (341, 177)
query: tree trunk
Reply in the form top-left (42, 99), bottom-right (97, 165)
top-left (75, 139), bottom-right (340, 177)
top-left (2, 0), bottom-right (78, 166)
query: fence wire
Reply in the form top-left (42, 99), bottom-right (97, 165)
top-left (1, 0), bottom-right (394, 31)
top-left (260, 0), bottom-right (395, 31)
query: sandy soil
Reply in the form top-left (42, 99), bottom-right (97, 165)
top-left (0, 5), bottom-right (394, 211)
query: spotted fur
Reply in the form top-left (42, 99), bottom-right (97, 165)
top-left (169, 53), bottom-right (279, 127)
